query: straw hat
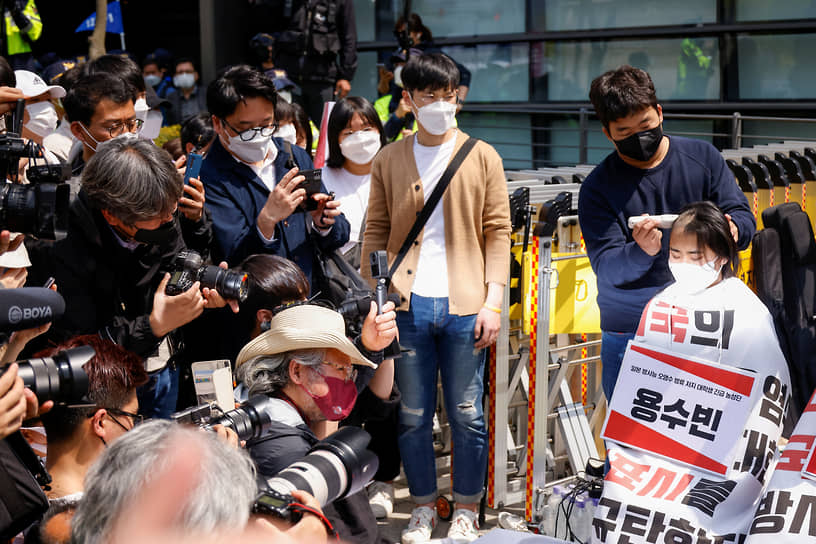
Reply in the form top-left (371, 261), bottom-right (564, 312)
top-left (235, 304), bottom-right (375, 369)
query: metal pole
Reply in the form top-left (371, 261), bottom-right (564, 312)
top-left (578, 107), bottom-right (588, 165)
top-left (731, 111), bottom-right (742, 149)
top-left (119, 33), bottom-right (125, 51)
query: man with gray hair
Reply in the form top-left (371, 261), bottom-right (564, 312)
top-left (70, 419), bottom-right (257, 544)
top-left (27, 138), bottom-right (220, 418)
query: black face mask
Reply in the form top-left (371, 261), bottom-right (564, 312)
top-left (132, 219), bottom-right (176, 246)
top-left (614, 123), bottom-right (663, 162)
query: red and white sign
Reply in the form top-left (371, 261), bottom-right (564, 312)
top-left (603, 341), bottom-right (758, 476)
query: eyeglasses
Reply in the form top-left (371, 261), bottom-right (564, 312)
top-left (411, 91), bottom-right (459, 108)
top-left (317, 360), bottom-right (357, 383)
top-left (221, 117), bottom-right (278, 142)
top-left (105, 118), bottom-right (144, 138)
top-left (106, 408), bottom-right (143, 430)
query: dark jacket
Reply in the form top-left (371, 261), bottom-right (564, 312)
top-left (248, 396), bottom-right (391, 544)
top-left (199, 136), bottom-right (350, 289)
top-left (164, 85), bottom-right (207, 126)
top-left (578, 135), bottom-right (756, 333)
top-left (268, 0), bottom-right (357, 84)
top-left (26, 190), bottom-right (213, 357)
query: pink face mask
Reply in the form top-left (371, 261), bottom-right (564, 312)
top-left (301, 375), bottom-right (358, 421)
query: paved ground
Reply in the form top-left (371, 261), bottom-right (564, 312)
top-left (374, 453), bottom-right (528, 543)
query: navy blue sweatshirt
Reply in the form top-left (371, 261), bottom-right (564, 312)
top-left (578, 136), bottom-right (755, 333)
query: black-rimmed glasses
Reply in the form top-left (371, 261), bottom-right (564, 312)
top-left (221, 117), bottom-right (278, 142)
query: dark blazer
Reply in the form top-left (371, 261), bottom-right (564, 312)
top-left (199, 136), bottom-right (350, 287)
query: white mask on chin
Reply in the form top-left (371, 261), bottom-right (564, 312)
top-left (668, 259), bottom-right (723, 294)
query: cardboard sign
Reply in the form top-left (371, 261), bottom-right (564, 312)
top-left (603, 341), bottom-right (758, 476)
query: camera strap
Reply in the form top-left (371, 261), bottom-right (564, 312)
top-left (389, 136), bottom-right (478, 277)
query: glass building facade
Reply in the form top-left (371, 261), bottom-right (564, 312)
top-left (350, 0), bottom-right (816, 168)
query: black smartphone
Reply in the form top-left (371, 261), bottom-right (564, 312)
top-left (298, 169), bottom-right (323, 211)
top-left (184, 153), bottom-right (203, 185)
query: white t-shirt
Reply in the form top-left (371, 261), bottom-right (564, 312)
top-left (321, 166), bottom-right (370, 255)
top-left (410, 133), bottom-right (456, 297)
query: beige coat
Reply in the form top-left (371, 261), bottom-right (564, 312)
top-left (361, 130), bottom-right (512, 315)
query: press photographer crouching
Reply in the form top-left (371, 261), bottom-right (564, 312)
top-left (235, 302), bottom-right (396, 544)
top-left (26, 138), bottom-right (225, 419)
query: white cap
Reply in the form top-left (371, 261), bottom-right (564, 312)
top-left (14, 70), bottom-right (66, 100)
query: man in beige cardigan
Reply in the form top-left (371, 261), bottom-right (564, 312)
top-left (361, 53), bottom-right (511, 543)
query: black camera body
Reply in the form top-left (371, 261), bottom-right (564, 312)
top-left (171, 394), bottom-right (274, 442)
top-left (165, 250), bottom-right (249, 302)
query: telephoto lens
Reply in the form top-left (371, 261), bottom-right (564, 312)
top-left (10, 345), bottom-right (94, 404)
top-left (0, 182), bottom-right (70, 240)
top-left (205, 394), bottom-right (274, 441)
top-left (263, 426), bottom-right (379, 507)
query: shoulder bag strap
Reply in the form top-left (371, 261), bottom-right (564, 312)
top-left (389, 136), bottom-right (478, 277)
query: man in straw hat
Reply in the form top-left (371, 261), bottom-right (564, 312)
top-left (234, 302), bottom-right (396, 544)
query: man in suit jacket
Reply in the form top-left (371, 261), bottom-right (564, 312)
top-left (361, 53), bottom-right (511, 544)
top-left (200, 65), bottom-right (349, 290)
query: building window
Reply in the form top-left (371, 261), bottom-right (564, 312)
top-left (737, 33), bottom-right (816, 100)
top-left (532, 37), bottom-right (720, 102)
top-left (735, 0), bottom-right (816, 22)
top-left (531, 0), bottom-right (716, 31)
top-left (457, 112), bottom-right (532, 169)
top-left (442, 43), bottom-right (530, 102)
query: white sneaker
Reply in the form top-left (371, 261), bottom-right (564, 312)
top-left (401, 506), bottom-right (437, 544)
top-left (367, 481), bottom-right (394, 519)
top-left (498, 511), bottom-right (528, 532)
top-left (447, 509), bottom-right (480, 543)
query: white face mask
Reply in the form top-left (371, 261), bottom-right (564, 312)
top-left (25, 101), bottom-right (58, 137)
top-left (144, 74), bottom-right (161, 88)
top-left (138, 110), bottom-right (163, 140)
top-left (276, 123), bottom-right (298, 145)
top-left (339, 129), bottom-right (381, 165)
top-left (173, 73), bottom-right (196, 90)
top-left (668, 259), bottom-right (723, 294)
top-left (410, 96), bottom-right (457, 136)
top-left (226, 131), bottom-right (276, 164)
top-left (393, 65), bottom-right (404, 88)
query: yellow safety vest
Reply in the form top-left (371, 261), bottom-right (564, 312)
top-left (5, 0), bottom-right (41, 56)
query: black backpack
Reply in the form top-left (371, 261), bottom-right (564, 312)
top-left (753, 202), bottom-right (816, 423)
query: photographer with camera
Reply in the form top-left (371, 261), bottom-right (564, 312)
top-left (200, 65), bottom-right (349, 292)
top-left (34, 335), bottom-right (147, 506)
top-left (234, 302), bottom-right (396, 543)
top-left (26, 138), bottom-right (226, 418)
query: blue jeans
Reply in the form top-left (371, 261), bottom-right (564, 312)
top-left (600, 331), bottom-right (636, 403)
top-left (137, 365), bottom-right (179, 419)
top-left (395, 294), bottom-right (486, 505)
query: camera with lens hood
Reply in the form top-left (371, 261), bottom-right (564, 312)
top-left (165, 250), bottom-right (249, 302)
top-left (255, 426), bottom-right (378, 519)
top-left (2, 345), bottom-right (94, 405)
top-left (171, 394), bottom-right (274, 442)
top-left (0, 99), bottom-right (71, 240)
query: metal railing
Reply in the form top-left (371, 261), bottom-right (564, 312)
top-left (457, 106), bottom-right (816, 169)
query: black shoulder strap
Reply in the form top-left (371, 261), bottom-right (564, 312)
top-left (389, 137), bottom-right (478, 276)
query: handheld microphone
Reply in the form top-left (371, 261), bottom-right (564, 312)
top-left (0, 287), bottom-right (65, 332)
